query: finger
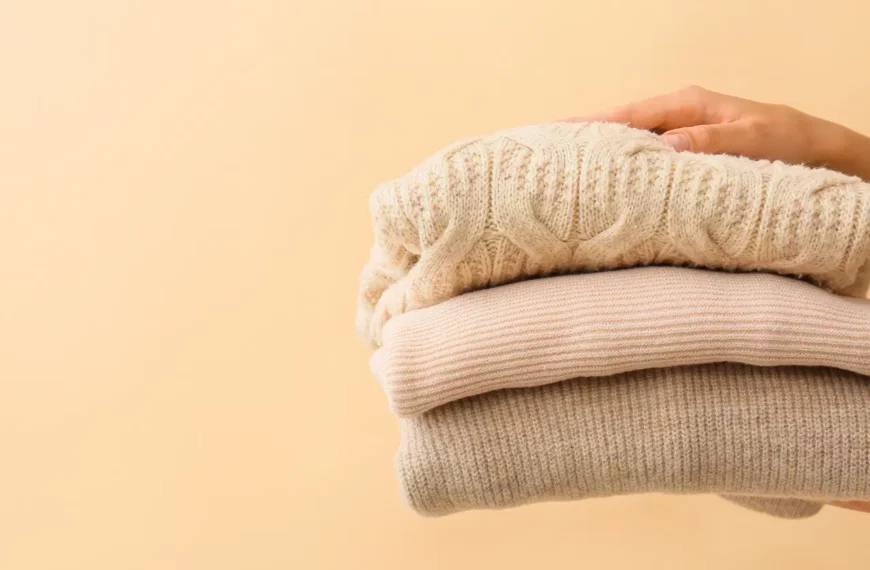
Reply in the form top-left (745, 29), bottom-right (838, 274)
top-left (566, 87), bottom-right (726, 131)
top-left (830, 501), bottom-right (870, 513)
top-left (661, 121), bottom-right (750, 155)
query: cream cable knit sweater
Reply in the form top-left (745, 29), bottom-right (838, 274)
top-left (358, 122), bottom-right (870, 346)
top-left (373, 267), bottom-right (870, 416)
top-left (397, 363), bottom-right (870, 517)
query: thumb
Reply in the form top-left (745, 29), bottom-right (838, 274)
top-left (661, 123), bottom-right (739, 154)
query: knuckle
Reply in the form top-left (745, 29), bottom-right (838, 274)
top-left (775, 103), bottom-right (793, 113)
top-left (674, 85), bottom-right (711, 112)
top-left (679, 84), bottom-right (707, 98)
top-left (744, 117), bottom-right (770, 138)
top-left (694, 125), bottom-right (715, 148)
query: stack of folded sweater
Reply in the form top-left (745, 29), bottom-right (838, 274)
top-left (356, 122), bottom-right (870, 519)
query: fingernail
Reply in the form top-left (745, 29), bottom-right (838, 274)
top-left (662, 133), bottom-right (690, 151)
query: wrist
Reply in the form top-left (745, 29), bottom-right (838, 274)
top-left (820, 123), bottom-right (870, 181)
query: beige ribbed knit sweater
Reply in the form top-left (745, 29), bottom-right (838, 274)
top-left (373, 267), bottom-right (870, 416)
top-left (397, 363), bottom-right (870, 517)
top-left (358, 122), bottom-right (870, 346)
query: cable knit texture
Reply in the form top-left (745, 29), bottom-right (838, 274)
top-left (358, 122), bottom-right (870, 345)
top-left (396, 363), bottom-right (870, 517)
top-left (373, 267), bottom-right (870, 416)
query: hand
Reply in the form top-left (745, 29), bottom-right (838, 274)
top-left (563, 86), bottom-right (870, 181)
top-left (570, 89), bottom-right (870, 514)
top-left (831, 501), bottom-right (870, 513)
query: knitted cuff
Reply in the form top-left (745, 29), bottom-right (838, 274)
top-left (719, 495), bottom-right (823, 519)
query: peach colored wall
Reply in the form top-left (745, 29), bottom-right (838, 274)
top-left (1, 1), bottom-right (869, 569)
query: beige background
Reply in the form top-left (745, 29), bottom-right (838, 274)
top-left (1, 1), bottom-right (869, 568)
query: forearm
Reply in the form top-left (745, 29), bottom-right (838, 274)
top-left (819, 122), bottom-right (870, 181)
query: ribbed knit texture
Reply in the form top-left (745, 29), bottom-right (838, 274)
top-left (396, 363), bottom-right (870, 517)
top-left (358, 122), bottom-right (870, 346)
top-left (373, 267), bottom-right (870, 417)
